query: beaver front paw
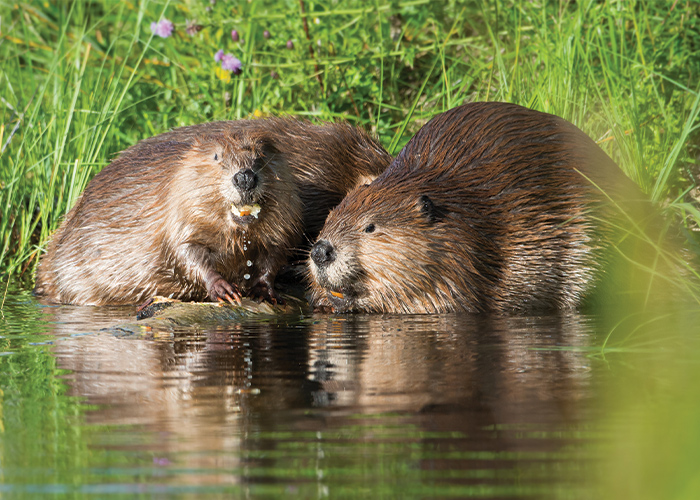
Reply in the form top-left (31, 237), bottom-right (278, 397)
top-left (206, 276), bottom-right (242, 305)
top-left (249, 281), bottom-right (285, 305)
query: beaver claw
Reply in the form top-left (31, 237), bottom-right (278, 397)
top-left (207, 276), bottom-right (242, 305)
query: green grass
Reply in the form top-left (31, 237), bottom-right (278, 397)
top-left (1, 0), bottom-right (699, 284)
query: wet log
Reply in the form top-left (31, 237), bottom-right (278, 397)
top-left (105, 292), bottom-right (309, 336)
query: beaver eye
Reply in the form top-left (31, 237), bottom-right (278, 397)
top-left (213, 153), bottom-right (219, 161)
top-left (364, 223), bottom-right (376, 233)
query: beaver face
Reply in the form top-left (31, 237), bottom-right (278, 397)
top-left (192, 133), bottom-right (279, 227)
top-left (309, 185), bottom-right (450, 313)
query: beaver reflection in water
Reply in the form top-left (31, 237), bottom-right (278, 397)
top-left (34, 119), bottom-right (391, 306)
top-left (309, 102), bottom-right (656, 314)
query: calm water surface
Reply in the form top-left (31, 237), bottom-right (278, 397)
top-left (1, 282), bottom-right (699, 499)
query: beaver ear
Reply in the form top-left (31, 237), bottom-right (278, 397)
top-left (418, 195), bottom-right (447, 224)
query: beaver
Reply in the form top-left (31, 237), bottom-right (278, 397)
top-left (308, 102), bottom-right (658, 314)
top-left (34, 119), bottom-right (391, 306)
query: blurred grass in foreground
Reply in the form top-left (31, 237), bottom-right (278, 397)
top-left (591, 307), bottom-right (700, 500)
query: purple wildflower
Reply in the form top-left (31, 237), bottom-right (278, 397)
top-left (221, 54), bottom-right (243, 74)
top-left (231, 29), bottom-right (239, 42)
top-left (150, 19), bottom-right (174, 38)
top-left (263, 30), bottom-right (270, 39)
top-left (214, 49), bottom-right (224, 62)
top-left (286, 40), bottom-right (294, 49)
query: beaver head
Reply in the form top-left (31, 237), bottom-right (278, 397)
top-left (181, 131), bottom-right (295, 230)
top-left (308, 177), bottom-right (469, 313)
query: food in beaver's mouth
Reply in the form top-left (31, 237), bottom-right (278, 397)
top-left (330, 290), bottom-right (344, 299)
top-left (231, 203), bottom-right (262, 218)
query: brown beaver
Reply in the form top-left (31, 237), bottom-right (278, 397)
top-left (308, 102), bottom-right (657, 314)
top-left (34, 118), bottom-right (391, 306)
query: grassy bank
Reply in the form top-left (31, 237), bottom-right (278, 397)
top-left (1, 0), bottom-right (699, 282)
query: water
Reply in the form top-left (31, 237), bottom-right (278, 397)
top-left (1, 282), bottom-right (699, 499)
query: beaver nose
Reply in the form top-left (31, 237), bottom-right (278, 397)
top-left (233, 169), bottom-right (258, 191)
top-left (311, 240), bottom-right (336, 267)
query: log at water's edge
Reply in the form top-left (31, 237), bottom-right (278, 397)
top-left (103, 293), bottom-right (309, 336)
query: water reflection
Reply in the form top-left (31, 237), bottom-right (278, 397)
top-left (40, 310), bottom-right (596, 496)
top-left (3, 281), bottom-right (699, 497)
top-left (307, 314), bottom-right (593, 415)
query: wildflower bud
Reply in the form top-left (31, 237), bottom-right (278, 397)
top-left (231, 30), bottom-right (239, 42)
top-left (186, 20), bottom-right (202, 36)
top-left (286, 40), bottom-right (294, 49)
top-left (263, 30), bottom-right (270, 39)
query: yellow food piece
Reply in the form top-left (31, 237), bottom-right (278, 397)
top-left (231, 203), bottom-right (262, 218)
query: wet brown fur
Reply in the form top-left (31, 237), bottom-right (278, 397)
top-left (35, 118), bottom-right (391, 306)
top-left (309, 102), bottom-right (653, 314)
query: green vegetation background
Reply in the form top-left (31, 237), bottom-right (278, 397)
top-left (1, 0), bottom-right (699, 281)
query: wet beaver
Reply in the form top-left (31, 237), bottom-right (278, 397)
top-left (35, 119), bottom-right (391, 306)
top-left (309, 102), bottom-right (655, 313)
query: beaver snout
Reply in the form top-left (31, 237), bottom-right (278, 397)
top-left (233, 168), bottom-right (258, 192)
top-left (310, 240), bottom-right (336, 267)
